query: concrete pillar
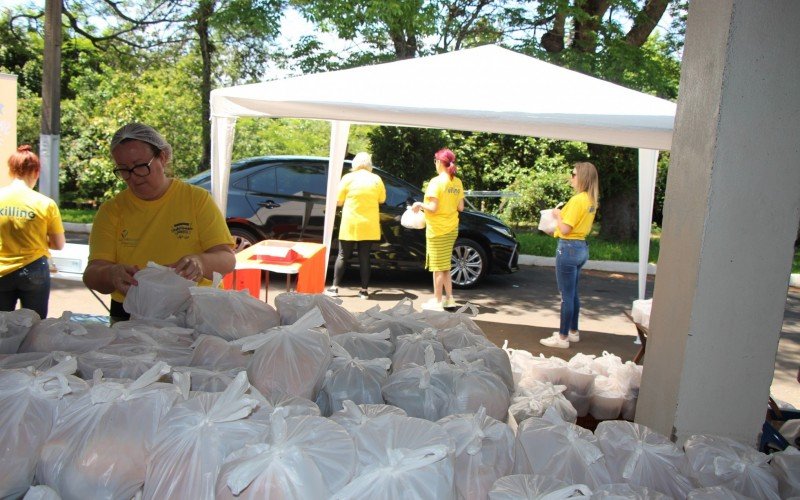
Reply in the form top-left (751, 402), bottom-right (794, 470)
top-left (636, 1), bottom-right (800, 445)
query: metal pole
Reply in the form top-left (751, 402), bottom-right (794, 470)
top-left (39, 0), bottom-right (61, 203)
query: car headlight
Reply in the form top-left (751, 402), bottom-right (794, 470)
top-left (488, 224), bottom-right (514, 239)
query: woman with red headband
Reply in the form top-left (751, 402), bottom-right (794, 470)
top-left (0, 145), bottom-right (65, 318)
top-left (412, 148), bottom-right (464, 311)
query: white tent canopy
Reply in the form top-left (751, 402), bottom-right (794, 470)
top-left (210, 44), bottom-right (676, 298)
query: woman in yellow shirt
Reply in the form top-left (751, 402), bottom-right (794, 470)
top-left (412, 148), bottom-right (464, 311)
top-left (0, 146), bottom-right (66, 318)
top-left (325, 152), bottom-right (386, 299)
top-left (83, 123), bottom-right (235, 322)
top-left (541, 162), bottom-right (599, 349)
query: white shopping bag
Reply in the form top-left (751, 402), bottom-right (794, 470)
top-left (401, 206), bottom-right (426, 229)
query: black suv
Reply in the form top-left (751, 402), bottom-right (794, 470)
top-left (188, 156), bottom-right (519, 288)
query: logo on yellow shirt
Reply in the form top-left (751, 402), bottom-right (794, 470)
top-left (0, 206), bottom-right (35, 220)
top-left (171, 222), bottom-right (193, 239)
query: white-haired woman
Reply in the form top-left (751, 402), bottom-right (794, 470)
top-left (325, 152), bottom-right (386, 299)
top-left (83, 123), bottom-right (235, 322)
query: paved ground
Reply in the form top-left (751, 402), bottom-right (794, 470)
top-left (48, 260), bottom-right (800, 408)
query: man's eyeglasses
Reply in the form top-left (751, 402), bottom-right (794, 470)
top-left (114, 156), bottom-right (155, 180)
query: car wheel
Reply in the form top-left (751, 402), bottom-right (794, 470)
top-left (230, 227), bottom-right (259, 253)
top-left (451, 237), bottom-right (487, 289)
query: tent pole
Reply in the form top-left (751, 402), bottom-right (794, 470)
top-left (637, 148), bottom-right (659, 299)
top-left (210, 115), bottom-right (237, 215)
top-left (323, 121), bottom-right (351, 282)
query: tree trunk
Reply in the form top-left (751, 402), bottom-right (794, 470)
top-left (625, 0), bottom-right (670, 47)
top-left (196, 1), bottom-right (214, 174)
top-left (598, 189), bottom-right (638, 241)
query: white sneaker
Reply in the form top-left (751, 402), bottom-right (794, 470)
top-left (568, 331), bottom-right (580, 342)
top-left (442, 297), bottom-right (457, 309)
top-left (540, 333), bottom-right (570, 349)
top-left (420, 299), bottom-right (444, 312)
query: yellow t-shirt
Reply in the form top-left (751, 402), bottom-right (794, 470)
top-left (424, 173), bottom-right (464, 237)
top-left (337, 170), bottom-right (386, 241)
top-left (89, 179), bottom-right (234, 302)
top-left (555, 191), bottom-right (596, 240)
top-left (0, 179), bottom-right (64, 276)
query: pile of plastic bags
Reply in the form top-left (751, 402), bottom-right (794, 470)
top-left (0, 289), bottom-right (797, 499)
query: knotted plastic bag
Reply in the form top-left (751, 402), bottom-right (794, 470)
top-left (381, 346), bottom-right (452, 421)
top-left (190, 334), bottom-right (251, 370)
top-left (215, 410), bottom-right (356, 499)
top-left (142, 371), bottom-right (264, 500)
top-left (19, 311), bottom-right (115, 354)
top-left (489, 474), bottom-right (592, 500)
top-left (329, 400), bottom-right (407, 438)
top-left (513, 406), bottom-right (612, 489)
top-left (0, 358), bottom-right (87, 499)
top-left (239, 308), bottom-right (331, 400)
top-left (0, 309), bottom-right (40, 354)
top-left (683, 434), bottom-right (780, 499)
top-left (438, 406), bottom-right (515, 500)
top-left (123, 262), bottom-right (195, 320)
top-left (274, 292), bottom-right (359, 334)
top-left (451, 344), bottom-right (514, 393)
top-left (36, 362), bottom-right (181, 500)
top-left (392, 330), bottom-right (447, 373)
top-left (595, 420), bottom-right (694, 498)
top-left (331, 413), bottom-right (455, 499)
top-left (315, 343), bottom-right (391, 416)
top-left (187, 287), bottom-right (280, 341)
top-left (331, 329), bottom-right (394, 360)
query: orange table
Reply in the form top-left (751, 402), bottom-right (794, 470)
top-left (223, 240), bottom-right (327, 300)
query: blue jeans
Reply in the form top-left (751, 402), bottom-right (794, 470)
top-left (555, 239), bottom-right (589, 337)
top-left (0, 256), bottom-right (52, 318)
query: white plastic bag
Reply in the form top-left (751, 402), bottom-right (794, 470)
top-left (0, 309), bottom-right (40, 353)
top-left (331, 330), bottom-right (394, 360)
top-left (77, 349), bottom-right (159, 380)
top-left (240, 308), bottom-right (331, 400)
top-left (591, 483), bottom-right (671, 499)
top-left (382, 347), bottom-right (452, 421)
top-left (770, 446), bottom-right (800, 498)
top-left (23, 485), bottom-right (62, 500)
top-left (538, 208), bottom-right (557, 233)
top-left (142, 372), bottom-right (264, 500)
top-left (510, 380), bottom-right (577, 424)
top-left (401, 206), bottom-right (426, 229)
top-left (315, 344), bottom-right (391, 416)
top-left (190, 334), bottom-right (251, 370)
top-left (36, 363), bottom-right (181, 500)
top-left (438, 407), bottom-right (515, 500)
top-left (329, 400), bottom-right (407, 437)
top-left (172, 365), bottom-right (243, 392)
top-left (450, 344), bottom-right (514, 393)
top-left (274, 292), bottom-right (360, 334)
top-left (187, 287), bottom-right (280, 340)
top-left (489, 474), bottom-right (591, 500)
top-left (331, 413), bottom-right (455, 499)
top-left (448, 358), bottom-right (510, 422)
top-left (0, 359), bottom-right (87, 499)
top-left (19, 312), bottom-right (115, 354)
top-left (513, 407), bottom-right (612, 489)
top-left (123, 262), bottom-right (195, 320)
top-left (683, 434), bottom-right (780, 499)
top-left (595, 420), bottom-right (694, 498)
top-left (215, 411), bottom-right (356, 499)
top-left (392, 330), bottom-right (447, 372)
top-left (358, 301), bottom-right (430, 342)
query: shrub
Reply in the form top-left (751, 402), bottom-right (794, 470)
top-left (500, 169), bottom-right (573, 227)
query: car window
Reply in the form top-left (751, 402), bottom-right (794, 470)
top-left (380, 172), bottom-right (421, 207)
top-left (244, 165), bottom-right (276, 192)
top-left (275, 163), bottom-right (327, 196)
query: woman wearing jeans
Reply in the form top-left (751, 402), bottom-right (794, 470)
top-left (540, 162), bottom-right (599, 349)
top-left (0, 146), bottom-right (66, 318)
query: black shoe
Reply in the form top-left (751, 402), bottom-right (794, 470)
top-left (358, 289), bottom-right (369, 300)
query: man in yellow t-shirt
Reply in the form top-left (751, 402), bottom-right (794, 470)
top-left (326, 152), bottom-right (386, 299)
